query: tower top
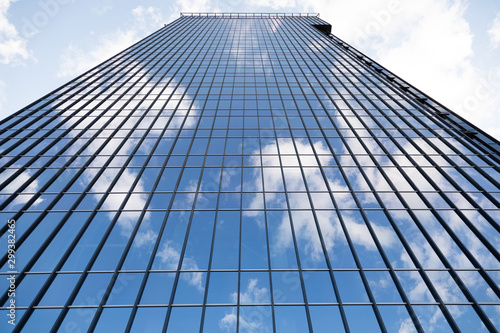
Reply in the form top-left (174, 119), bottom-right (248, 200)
top-left (180, 12), bottom-right (320, 18)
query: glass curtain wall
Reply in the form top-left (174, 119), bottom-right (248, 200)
top-left (0, 13), bottom-right (499, 333)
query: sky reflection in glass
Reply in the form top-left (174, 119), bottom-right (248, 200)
top-left (0, 13), bottom-right (499, 333)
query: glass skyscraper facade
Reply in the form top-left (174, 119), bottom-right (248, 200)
top-left (0, 12), bottom-right (499, 333)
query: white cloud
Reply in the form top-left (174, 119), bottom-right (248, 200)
top-left (342, 0), bottom-right (499, 139)
top-left (245, 139), bottom-right (397, 262)
top-left (57, 6), bottom-right (165, 78)
top-left (0, 169), bottom-right (44, 207)
top-left (309, 1), bottom-right (488, 129)
top-left (0, 0), bottom-right (30, 64)
top-left (156, 242), bottom-right (204, 291)
top-left (488, 12), bottom-right (500, 49)
top-left (131, 5), bottom-right (164, 27)
top-left (220, 279), bottom-right (270, 332)
top-left (219, 312), bottom-right (264, 332)
top-left (232, 278), bottom-right (269, 304)
top-left (368, 2), bottom-right (492, 125)
top-left (398, 318), bottom-right (418, 333)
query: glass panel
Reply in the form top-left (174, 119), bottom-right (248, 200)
top-left (152, 211), bottom-right (191, 270)
top-left (94, 308), bottom-right (132, 333)
top-left (344, 306), bottom-right (381, 332)
top-left (334, 271), bottom-right (370, 303)
top-left (290, 210), bottom-right (327, 269)
top-left (166, 307), bottom-right (202, 332)
top-left (272, 271), bottom-right (304, 304)
top-left (412, 305), bottom-right (454, 333)
top-left (315, 211), bottom-right (357, 269)
top-left (481, 305), bottom-right (500, 330)
top-left (241, 212), bottom-right (268, 269)
top-left (130, 307), bottom-right (168, 333)
top-left (173, 272), bottom-right (207, 304)
top-left (31, 212), bottom-right (91, 272)
top-left (378, 306), bottom-right (417, 333)
top-left (12, 274), bottom-right (49, 307)
top-left (365, 271), bottom-right (403, 303)
top-left (39, 274), bottom-right (80, 306)
top-left (10, 212), bottom-right (65, 272)
top-left (274, 306), bottom-right (309, 333)
top-left (106, 273), bottom-right (143, 305)
top-left (62, 212), bottom-right (113, 271)
top-left (181, 211), bottom-right (215, 271)
top-left (303, 271), bottom-right (337, 303)
top-left (122, 211), bottom-right (165, 270)
top-left (239, 272), bottom-right (271, 305)
top-left (59, 308), bottom-right (97, 333)
top-left (396, 271), bottom-right (435, 303)
top-left (267, 211), bottom-right (298, 269)
top-left (447, 305), bottom-right (486, 333)
top-left (211, 211), bottom-right (240, 269)
top-left (21, 309), bottom-right (61, 333)
top-left (140, 272), bottom-right (175, 305)
top-left (72, 273), bottom-right (113, 306)
top-left (203, 306), bottom-right (237, 333)
top-left (207, 272), bottom-right (238, 304)
top-left (309, 306), bottom-right (345, 332)
top-left (238, 306), bottom-right (273, 333)
top-left (92, 212), bottom-right (141, 270)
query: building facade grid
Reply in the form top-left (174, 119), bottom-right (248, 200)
top-left (0, 14), bottom-right (499, 333)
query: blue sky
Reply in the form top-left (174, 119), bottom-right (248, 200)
top-left (1, 0), bottom-right (500, 139)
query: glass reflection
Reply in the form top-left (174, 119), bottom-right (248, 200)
top-left (0, 15), bottom-right (498, 333)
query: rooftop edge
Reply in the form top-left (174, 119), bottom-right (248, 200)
top-left (180, 13), bottom-right (320, 18)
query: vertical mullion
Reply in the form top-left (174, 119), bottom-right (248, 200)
top-left (257, 19), bottom-right (277, 333)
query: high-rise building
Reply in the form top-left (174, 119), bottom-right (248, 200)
top-left (0, 12), bottom-right (499, 333)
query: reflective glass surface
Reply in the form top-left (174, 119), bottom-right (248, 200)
top-left (0, 12), bottom-right (499, 333)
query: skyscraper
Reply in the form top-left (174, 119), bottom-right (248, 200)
top-left (0, 12), bottom-right (499, 332)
